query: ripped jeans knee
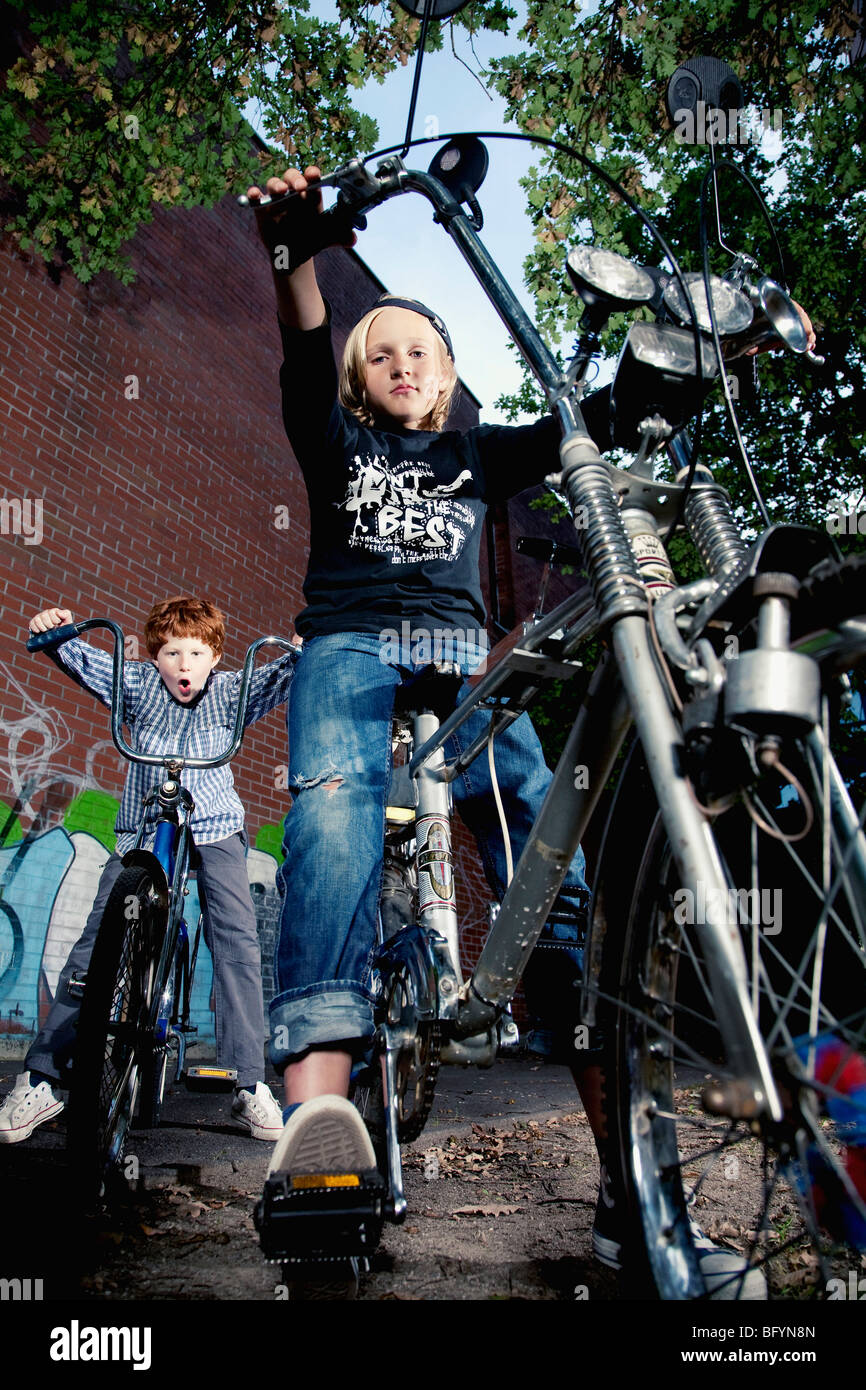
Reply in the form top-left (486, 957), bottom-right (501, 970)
top-left (290, 765), bottom-right (345, 796)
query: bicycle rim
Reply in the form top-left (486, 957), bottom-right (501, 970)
top-left (597, 678), bottom-right (865, 1298)
top-left (67, 867), bottom-right (163, 1201)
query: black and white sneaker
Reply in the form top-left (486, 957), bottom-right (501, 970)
top-left (591, 1170), bottom-right (767, 1299)
top-left (591, 1164), bottom-right (622, 1270)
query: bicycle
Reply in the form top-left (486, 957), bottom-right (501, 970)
top-left (25, 618), bottom-right (296, 1201)
top-left (249, 112), bottom-right (866, 1299)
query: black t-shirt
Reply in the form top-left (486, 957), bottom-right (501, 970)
top-left (279, 317), bottom-right (609, 640)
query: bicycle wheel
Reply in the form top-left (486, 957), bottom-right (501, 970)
top-left (67, 866), bottom-right (166, 1200)
top-left (596, 558), bottom-right (866, 1299)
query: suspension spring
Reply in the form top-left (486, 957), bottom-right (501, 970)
top-left (562, 463), bottom-right (647, 624)
top-left (685, 484), bottom-right (749, 578)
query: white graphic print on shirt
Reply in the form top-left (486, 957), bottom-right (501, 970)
top-left (340, 455), bottom-right (476, 564)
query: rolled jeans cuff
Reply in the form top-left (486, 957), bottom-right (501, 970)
top-left (268, 982), bottom-right (374, 1071)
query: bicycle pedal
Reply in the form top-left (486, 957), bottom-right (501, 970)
top-left (255, 1168), bottom-right (386, 1263)
top-left (183, 1065), bottom-right (237, 1092)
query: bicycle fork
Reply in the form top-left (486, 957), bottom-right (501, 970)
top-left (377, 699), bottom-right (478, 1220)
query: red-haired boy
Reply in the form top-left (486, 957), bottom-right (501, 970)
top-left (0, 598), bottom-right (298, 1144)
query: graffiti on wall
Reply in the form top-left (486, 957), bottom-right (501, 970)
top-left (0, 660), bottom-right (285, 1050)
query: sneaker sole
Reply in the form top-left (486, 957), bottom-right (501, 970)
top-left (267, 1095), bottom-right (375, 1179)
top-left (233, 1117), bottom-right (285, 1140)
top-left (0, 1098), bottom-right (64, 1144)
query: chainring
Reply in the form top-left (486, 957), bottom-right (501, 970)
top-left (383, 963), bottom-right (442, 1143)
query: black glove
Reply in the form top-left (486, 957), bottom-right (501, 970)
top-left (255, 191), bottom-right (357, 274)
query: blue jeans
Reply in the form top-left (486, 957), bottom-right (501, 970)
top-left (269, 632), bottom-right (589, 1069)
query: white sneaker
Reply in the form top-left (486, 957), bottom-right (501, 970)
top-left (0, 1071), bottom-right (64, 1143)
top-left (688, 1217), bottom-right (767, 1300)
top-left (267, 1094), bottom-right (376, 1178)
top-left (591, 1180), bottom-right (767, 1300)
top-left (231, 1082), bottom-right (284, 1141)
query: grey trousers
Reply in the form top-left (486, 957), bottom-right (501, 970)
top-left (27, 833), bottom-right (266, 1091)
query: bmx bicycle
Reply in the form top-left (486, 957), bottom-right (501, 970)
top-left (26, 618), bottom-right (296, 1201)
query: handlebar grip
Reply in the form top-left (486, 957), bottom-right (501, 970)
top-left (26, 623), bottom-right (80, 653)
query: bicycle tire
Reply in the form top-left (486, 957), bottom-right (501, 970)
top-left (595, 556), bottom-right (866, 1300)
top-left (66, 866), bottom-right (165, 1201)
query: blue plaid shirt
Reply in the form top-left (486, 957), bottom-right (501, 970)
top-left (50, 638), bottom-right (298, 852)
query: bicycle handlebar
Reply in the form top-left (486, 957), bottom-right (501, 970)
top-left (26, 619), bottom-right (296, 772)
top-left (246, 153), bottom-right (591, 442)
top-left (246, 137), bottom-right (816, 527)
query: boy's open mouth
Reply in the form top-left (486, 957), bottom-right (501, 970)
top-left (178, 678), bottom-right (192, 695)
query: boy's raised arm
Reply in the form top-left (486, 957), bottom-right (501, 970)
top-left (28, 605), bottom-right (138, 713)
top-left (246, 165), bottom-right (352, 330)
top-left (241, 640), bottom-right (302, 727)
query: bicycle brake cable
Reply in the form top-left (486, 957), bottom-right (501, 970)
top-left (699, 144), bottom-right (771, 528)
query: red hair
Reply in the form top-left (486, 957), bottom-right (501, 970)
top-left (143, 597), bottom-right (226, 658)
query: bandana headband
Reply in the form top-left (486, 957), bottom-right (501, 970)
top-left (374, 295), bottom-right (455, 360)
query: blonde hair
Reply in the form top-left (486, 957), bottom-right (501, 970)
top-left (339, 303), bottom-right (459, 432)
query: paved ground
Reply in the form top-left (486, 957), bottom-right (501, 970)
top-left (0, 1054), bottom-right (854, 1366)
top-left (2, 1053), bottom-right (605, 1300)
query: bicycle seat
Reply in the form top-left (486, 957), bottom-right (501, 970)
top-left (393, 661), bottom-right (463, 721)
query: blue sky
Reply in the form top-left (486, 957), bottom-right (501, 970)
top-left (247, 17), bottom-right (547, 422)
